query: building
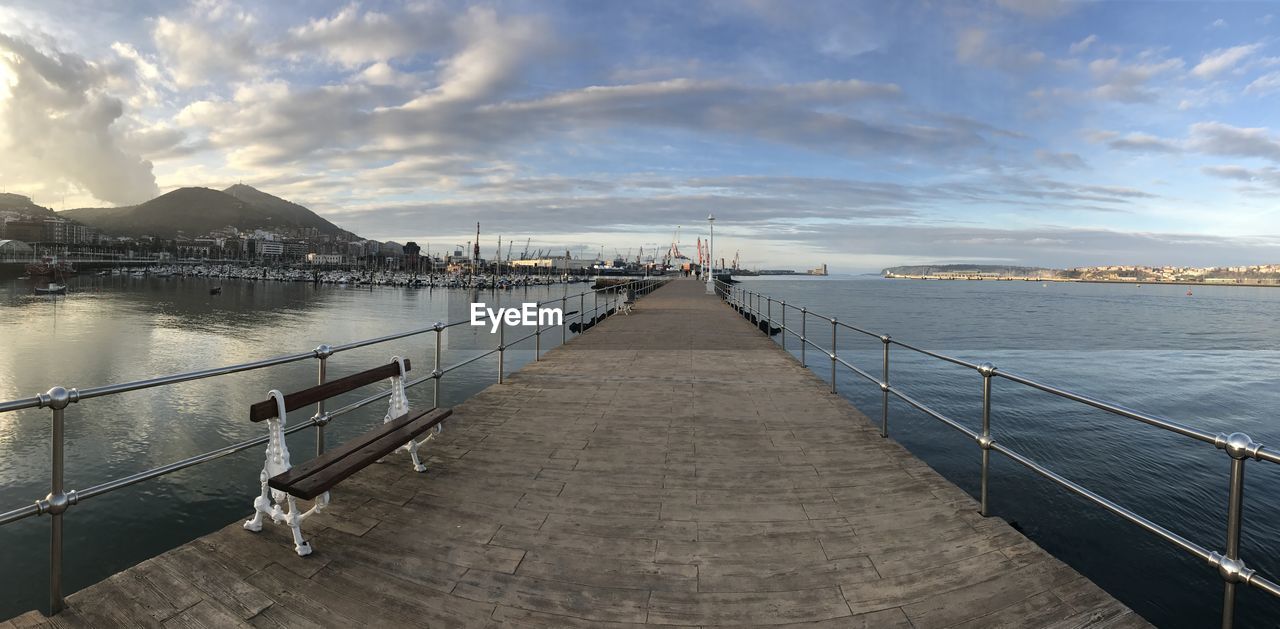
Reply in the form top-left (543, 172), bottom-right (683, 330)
top-left (510, 256), bottom-right (592, 271)
top-left (258, 241), bottom-right (285, 258)
top-left (306, 253), bottom-right (345, 265)
top-left (283, 241), bottom-right (308, 259)
top-left (0, 239), bottom-right (34, 259)
top-left (2, 219), bottom-right (44, 243)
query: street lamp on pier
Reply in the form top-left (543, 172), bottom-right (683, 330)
top-left (705, 213), bottom-right (715, 294)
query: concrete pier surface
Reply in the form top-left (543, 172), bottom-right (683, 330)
top-left (4, 278), bottom-right (1147, 628)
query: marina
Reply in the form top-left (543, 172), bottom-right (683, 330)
top-left (1, 279), bottom-right (1150, 627)
top-left (4, 2), bottom-right (1280, 626)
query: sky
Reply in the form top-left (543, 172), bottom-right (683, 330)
top-left (1, 0), bottom-right (1279, 272)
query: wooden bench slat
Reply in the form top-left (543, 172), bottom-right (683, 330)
top-left (249, 359), bottom-right (411, 422)
top-left (270, 408), bottom-right (452, 500)
top-left (267, 410), bottom-right (421, 488)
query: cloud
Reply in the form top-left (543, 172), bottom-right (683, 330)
top-left (1201, 165), bottom-right (1280, 193)
top-left (0, 32), bottom-right (159, 204)
top-left (1085, 55), bottom-right (1182, 102)
top-left (994, 0), bottom-right (1075, 19)
top-left (152, 11), bottom-right (258, 88)
top-left (285, 3), bottom-right (452, 68)
top-left (1190, 44), bottom-right (1262, 79)
top-left (955, 28), bottom-right (1045, 71)
top-left (1069, 35), bottom-right (1097, 55)
top-left (1087, 56), bottom-right (1183, 103)
top-left (1189, 122), bottom-right (1280, 161)
top-left (1105, 132), bottom-right (1182, 153)
top-left (1035, 149), bottom-right (1088, 170)
top-left (1245, 72), bottom-right (1280, 95)
top-left (1209, 18), bottom-right (1227, 29)
top-left (740, 222), bottom-right (1280, 270)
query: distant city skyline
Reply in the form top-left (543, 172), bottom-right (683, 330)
top-left (3, 1), bottom-right (1280, 272)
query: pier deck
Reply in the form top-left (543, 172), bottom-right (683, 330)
top-left (6, 279), bottom-right (1146, 628)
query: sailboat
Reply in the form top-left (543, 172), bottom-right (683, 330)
top-left (35, 282), bottom-right (66, 295)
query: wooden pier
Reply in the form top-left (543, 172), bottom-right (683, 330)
top-left (4, 279), bottom-right (1147, 628)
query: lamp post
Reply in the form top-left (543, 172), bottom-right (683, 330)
top-left (705, 214), bottom-right (715, 293)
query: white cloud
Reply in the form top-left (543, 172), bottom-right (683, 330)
top-left (286, 3), bottom-right (451, 68)
top-left (994, 0), bottom-right (1075, 19)
top-left (1245, 72), bottom-right (1280, 95)
top-left (152, 14), bottom-right (257, 88)
top-left (1087, 56), bottom-right (1183, 103)
top-left (955, 28), bottom-right (1045, 72)
top-left (1191, 44), bottom-right (1262, 79)
top-left (1189, 122), bottom-right (1280, 161)
top-left (1105, 133), bottom-right (1181, 153)
top-left (1069, 35), bottom-right (1097, 55)
top-left (1035, 149), bottom-right (1088, 170)
top-left (1209, 18), bottom-right (1227, 29)
top-left (0, 33), bottom-right (159, 204)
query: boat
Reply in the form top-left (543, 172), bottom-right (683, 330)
top-left (1186, 289), bottom-right (1193, 296)
top-left (209, 287), bottom-right (222, 295)
top-left (35, 283), bottom-right (66, 295)
top-left (26, 256), bottom-right (76, 278)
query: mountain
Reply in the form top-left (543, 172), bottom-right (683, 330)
top-left (0, 193), bottom-right (61, 219)
top-left (221, 184), bottom-right (356, 239)
top-left (60, 185), bottom-right (357, 239)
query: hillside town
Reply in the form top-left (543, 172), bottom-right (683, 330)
top-left (884, 264), bottom-right (1280, 285)
top-left (0, 189), bottom-right (596, 274)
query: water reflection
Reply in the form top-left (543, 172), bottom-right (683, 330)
top-left (0, 276), bottom-right (581, 618)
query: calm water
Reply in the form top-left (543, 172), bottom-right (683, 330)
top-left (738, 277), bottom-right (1280, 628)
top-left (2, 276), bottom-right (1279, 626)
top-left (0, 274), bottom-right (603, 618)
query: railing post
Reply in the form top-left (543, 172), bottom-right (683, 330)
top-left (314, 345), bottom-right (332, 456)
top-left (977, 363), bottom-right (997, 516)
top-left (1214, 432), bottom-right (1262, 629)
top-left (561, 296), bottom-right (567, 345)
top-left (39, 386), bottom-right (75, 615)
top-left (879, 336), bottom-right (890, 438)
top-left (497, 313), bottom-right (505, 384)
top-left (580, 293), bottom-right (585, 333)
top-left (830, 317), bottom-right (837, 394)
top-left (535, 317), bottom-right (542, 361)
top-left (800, 308), bottom-right (807, 367)
top-left (780, 302), bottom-right (786, 350)
top-left (433, 322), bottom-right (443, 407)
top-left (767, 297), bottom-right (772, 337)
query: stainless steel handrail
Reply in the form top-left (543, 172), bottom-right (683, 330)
top-left (716, 279), bottom-right (1279, 629)
top-left (0, 276), bottom-right (670, 615)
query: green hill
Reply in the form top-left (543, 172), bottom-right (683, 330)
top-left (0, 193), bottom-right (61, 219)
top-left (60, 185), bottom-right (356, 239)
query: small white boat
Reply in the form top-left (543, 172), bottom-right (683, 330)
top-left (35, 283), bottom-right (66, 295)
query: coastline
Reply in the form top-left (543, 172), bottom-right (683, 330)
top-left (883, 275), bottom-right (1280, 288)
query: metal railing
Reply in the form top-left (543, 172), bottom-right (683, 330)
top-left (718, 280), bottom-right (1280, 629)
top-left (0, 276), bottom-right (669, 615)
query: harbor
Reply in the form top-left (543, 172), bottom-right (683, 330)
top-left (0, 279), bottom-right (1148, 627)
top-left (5, 2), bottom-right (1280, 626)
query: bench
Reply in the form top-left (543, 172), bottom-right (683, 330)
top-left (242, 356), bottom-right (452, 556)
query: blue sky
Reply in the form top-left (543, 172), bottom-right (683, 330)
top-left (1, 0), bottom-right (1279, 272)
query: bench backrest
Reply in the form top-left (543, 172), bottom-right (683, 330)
top-left (249, 358), bottom-right (411, 422)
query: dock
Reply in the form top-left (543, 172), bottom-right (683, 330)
top-left (4, 278), bottom-right (1146, 628)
